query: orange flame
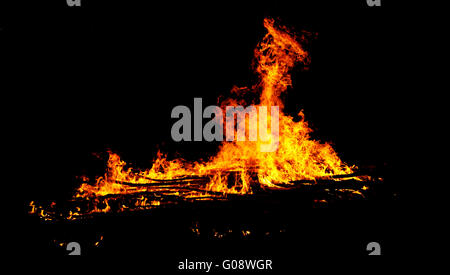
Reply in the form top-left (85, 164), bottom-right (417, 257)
top-left (30, 18), bottom-right (359, 220)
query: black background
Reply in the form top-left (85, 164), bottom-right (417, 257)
top-left (4, 0), bottom-right (422, 265)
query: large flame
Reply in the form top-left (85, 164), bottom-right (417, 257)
top-left (30, 18), bottom-right (358, 220)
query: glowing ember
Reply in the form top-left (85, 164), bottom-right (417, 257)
top-left (29, 18), bottom-right (368, 221)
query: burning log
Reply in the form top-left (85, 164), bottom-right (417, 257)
top-left (117, 177), bottom-right (210, 186)
top-left (29, 171), bottom-right (378, 222)
top-left (134, 175), bottom-right (210, 183)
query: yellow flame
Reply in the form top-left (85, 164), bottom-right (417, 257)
top-left (31, 18), bottom-right (358, 219)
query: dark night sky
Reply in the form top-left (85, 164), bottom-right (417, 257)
top-left (4, 0), bottom-right (425, 259)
